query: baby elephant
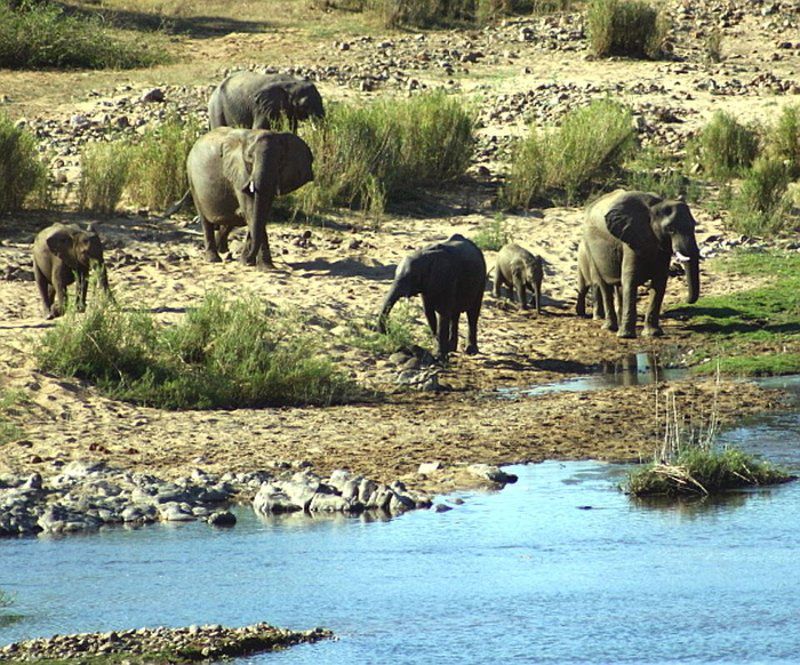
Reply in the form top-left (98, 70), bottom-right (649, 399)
top-left (32, 223), bottom-right (110, 319)
top-left (493, 243), bottom-right (544, 313)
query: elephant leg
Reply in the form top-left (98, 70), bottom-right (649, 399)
top-left (492, 273), bottom-right (502, 299)
top-left (599, 282), bottom-right (618, 332)
top-left (50, 268), bottom-right (69, 319)
top-left (437, 313), bottom-right (451, 362)
top-left (513, 275), bottom-right (527, 310)
top-left (643, 274), bottom-right (667, 337)
top-left (465, 301), bottom-right (480, 355)
top-left (34, 263), bottom-right (52, 317)
top-left (250, 199), bottom-right (275, 270)
top-left (618, 280), bottom-right (638, 339)
top-left (77, 272), bottom-right (88, 312)
top-left (449, 313), bottom-right (459, 354)
top-left (216, 226), bottom-right (231, 255)
top-left (533, 279), bottom-right (542, 314)
top-left (592, 286), bottom-right (606, 320)
top-left (201, 216), bottom-right (222, 263)
top-left (422, 295), bottom-right (438, 337)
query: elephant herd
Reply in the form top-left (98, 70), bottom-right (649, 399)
top-left (31, 72), bottom-right (701, 358)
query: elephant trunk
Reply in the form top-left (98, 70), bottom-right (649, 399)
top-left (378, 286), bottom-right (402, 334)
top-left (674, 235), bottom-right (700, 304)
top-left (249, 191), bottom-right (273, 267)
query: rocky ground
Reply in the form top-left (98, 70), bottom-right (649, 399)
top-left (1, 0), bottom-right (800, 540)
top-left (0, 622), bottom-right (332, 662)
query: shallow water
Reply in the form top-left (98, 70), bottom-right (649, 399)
top-left (3, 405), bottom-right (800, 664)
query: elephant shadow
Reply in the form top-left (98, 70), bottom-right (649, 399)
top-left (668, 305), bottom-right (800, 335)
top-left (290, 258), bottom-right (396, 281)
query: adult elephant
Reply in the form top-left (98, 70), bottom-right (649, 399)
top-left (378, 234), bottom-right (486, 361)
top-left (581, 189), bottom-right (700, 338)
top-left (208, 71), bottom-right (325, 134)
top-left (186, 127), bottom-right (314, 269)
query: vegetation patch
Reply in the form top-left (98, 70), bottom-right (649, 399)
top-left (78, 141), bottom-right (131, 215)
top-left (347, 300), bottom-right (428, 355)
top-left (763, 104), bottom-right (800, 175)
top-left (504, 99), bottom-right (635, 206)
top-left (729, 157), bottom-right (794, 236)
top-left (0, 110), bottom-right (48, 215)
top-left (0, 0), bottom-right (169, 70)
top-left (0, 390), bottom-right (24, 446)
top-left (623, 147), bottom-right (701, 202)
top-left (298, 91), bottom-right (474, 217)
top-left (687, 111), bottom-right (760, 179)
top-left (672, 250), bottom-right (800, 375)
top-left (471, 214), bottom-right (512, 251)
top-left (586, 0), bottom-right (666, 59)
top-left (37, 293), bottom-right (360, 409)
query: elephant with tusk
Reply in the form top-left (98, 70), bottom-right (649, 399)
top-left (580, 189), bottom-right (701, 338)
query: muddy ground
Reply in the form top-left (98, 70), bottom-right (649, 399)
top-left (0, 0), bottom-right (798, 492)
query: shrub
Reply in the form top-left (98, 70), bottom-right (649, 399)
top-left (0, 110), bottom-right (48, 214)
top-left (688, 111), bottom-right (760, 179)
top-left (586, 0), bottom-right (666, 58)
top-left (0, 390), bottom-right (24, 446)
top-left (472, 214), bottom-right (511, 251)
top-left (624, 147), bottom-right (700, 201)
top-left (347, 301), bottom-right (426, 355)
top-left (729, 157), bottom-right (793, 236)
top-left (37, 293), bottom-right (359, 409)
top-left (0, 0), bottom-right (169, 69)
top-left (705, 27), bottom-right (723, 63)
top-left (764, 104), bottom-right (800, 176)
top-left (126, 114), bottom-right (203, 211)
top-left (78, 141), bottom-right (132, 215)
top-left (298, 92), bottom-right (474, 216)
top-left (504, 99), bottom-right (635, 206)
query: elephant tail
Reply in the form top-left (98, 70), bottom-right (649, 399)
top-left (158, 189), bottom-right (192, 220)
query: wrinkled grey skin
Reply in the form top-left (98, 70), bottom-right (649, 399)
top-left (582, 189), bottom-right (701, 338)
top-left (208, 71), bottom-right (325, 134)
top-left (493, 242), bottom-right (544, 313)
top-left (32, 223), bottom-right (110, 319)
top-left (378, 234), bottom-right (486, 361)
top-left (575, 239), bottom-right (614, 320)
top-left (186, 127), bottom-right (314, 269)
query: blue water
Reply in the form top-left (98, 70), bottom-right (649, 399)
top-left (1, 412), bottom-right (800, 663)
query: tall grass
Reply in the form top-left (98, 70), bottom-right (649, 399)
top-left (586, 0), bottom-right (666, 58)
top-left (504, 99), bottom-right (635, 206)
top-left (0, 0), bottom-right (169, 69)
top-left (78, 141), bottom-right (131, 215)
top-left (688, 111), bottom-right (760, 179)
top-left (472, 214), bottom-right (511, 251)
top-left (0, 390), bottom-right (24, 446)
top-left (347, 300), bottom-right (427, 355)
top-left (373, 0), bottom-right (536, 26)
top-left (0, 110), bottom-right (48, 214)
top-left (764, 104), bottom-right (800, 176)
top-left (729, 157), bottom-right (793, 236)
top-left (126, 114), bottom-right (203, 211)
top-left (298, 92), bottom-right (474, 216)
top-left (37, 293), bottom-right (359, 409)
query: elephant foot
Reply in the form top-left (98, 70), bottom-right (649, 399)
top-left (205, 251), bottom-right (223, 263)
top-left (642, 326), bottom-right (664, 338)
top-left (256, 261), bottom-right (276, 272)
top-left (602, 321), bottom-right (618, 332)
top-left (617, 328), bottom-right (637, 339)
top-left (465, 344), bottom-right (479, 355)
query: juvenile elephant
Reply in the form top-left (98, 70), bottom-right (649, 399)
top-left (493, 242), bottom-right (544, 313)
top-left (186, 128), bottom-right (314, 269)
top-left (575, 239), bottom-right (611, 320)
top-left (582, 189), bottom-right (701, 338)
top-left (32, 223), bottom-right (110, 319)
top-left (378, 234), bottom-right (486, 361)
top-left (208, 71), bottom-right (325, 134)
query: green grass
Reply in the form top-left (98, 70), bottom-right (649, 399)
top-left (0, 110), bottom-right (48, 214)
top-left (371, 0), bottom-right (538, 27)
top-left (764, 104), bottom-right (800, 175)
top-left (37, 293), bottom-right (360, 409)
top-left (297, 91), bottom-right (475, 217)
top-left (0, 0), bottom-right (169, 69)
top-left (0, 390), bottom-right (24, 445)
top-left (586, 0), bottom-right (666, 58)
top-left (347, 300), bottom-right (428, 355)
top-left (687, 111), bottom-right (760, 179)
top-left (504, 99), bottom-right (635, 206)
top-left (78, 141), bottom-right (131, 215)
top-left (672, 250), bottom-right (800, 375)
top-left (623, 146), bottom-right (701, 202)
top-left (471, 214), bottom-right (511, 251)
top-left (729, 157), bottom-right (794, 236)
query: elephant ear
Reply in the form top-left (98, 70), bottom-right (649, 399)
top-left (253, 85), bottom-right (290, 123)
top-left (604, 194), bottom-right (660, 252)
top-left (45, 228), bottom-right (74, 257)
top-left (221, 131), bottom-right (254, 195)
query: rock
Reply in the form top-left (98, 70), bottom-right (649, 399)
top-left (158, 503), bottom-right (196, 522)
top-left (208, 510), bottom-right (237, 527)
top-left (140, 88), bottom-right (165, 103)
top-left (467, 464), bottom-right (519, 485)
top-left (432, 503), bottom-right (452, 513)
top-left (252, 483), bottom-right (302, 514)
top-left (418, 461), bottom-right (443, 475)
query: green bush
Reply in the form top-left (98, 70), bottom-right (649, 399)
top-left (688, 111), bottom-right (760, 179)
top-left (764, 105), bottom-right (800, 176)
top-left (78, 141), bottom-right (132, 215)
top-left (347, 301), bottom-right (426, 355)
top-left (729, 157), bottom-right (793, 236)
top-left (0, 0), bottom-right (169, 69)
top-left (504, 99), bottom-right (635, 206)
top-left (126, 114), bottom-right (203, 211)
top-left (624, 147), bottom-right (700, 201)
top-left (586, 0), bottom-right (666, 58)
top-left (298, 92), bottom-right (474, 216)
top-left (0, 110), bottom-right (47, 214)
top-left (37, 293), bottom-right (359, 409)
top-left (472, 214), bottom-right (511, 251)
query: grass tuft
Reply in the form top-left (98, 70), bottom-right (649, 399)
top-left (37, 293), bottom-right (360, 409)
top-left (471, 214), bottom-right (511, 251)
top-left (0, 390), bottom-right (24, 446)
top-left (729, 157), bottom-right (793, 236)
top-left (0, 0), bottom-right (169, 70)
top-left (586, 0), bottom-right (666, 59)
top-left (78, 141), bottom-right (131, 215)
top-left (347, 301), bottom-right (426, 355)
top-left (764, 104), bottom-right (800, 176)
top-left (504, 99), bottom-right (635, 206)
top-left (298, 92), bottom-right (474, 217)
top-left (0, 110), bottom-right (48, 214)
top-left (688, 111), bottom-right (760, 179)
